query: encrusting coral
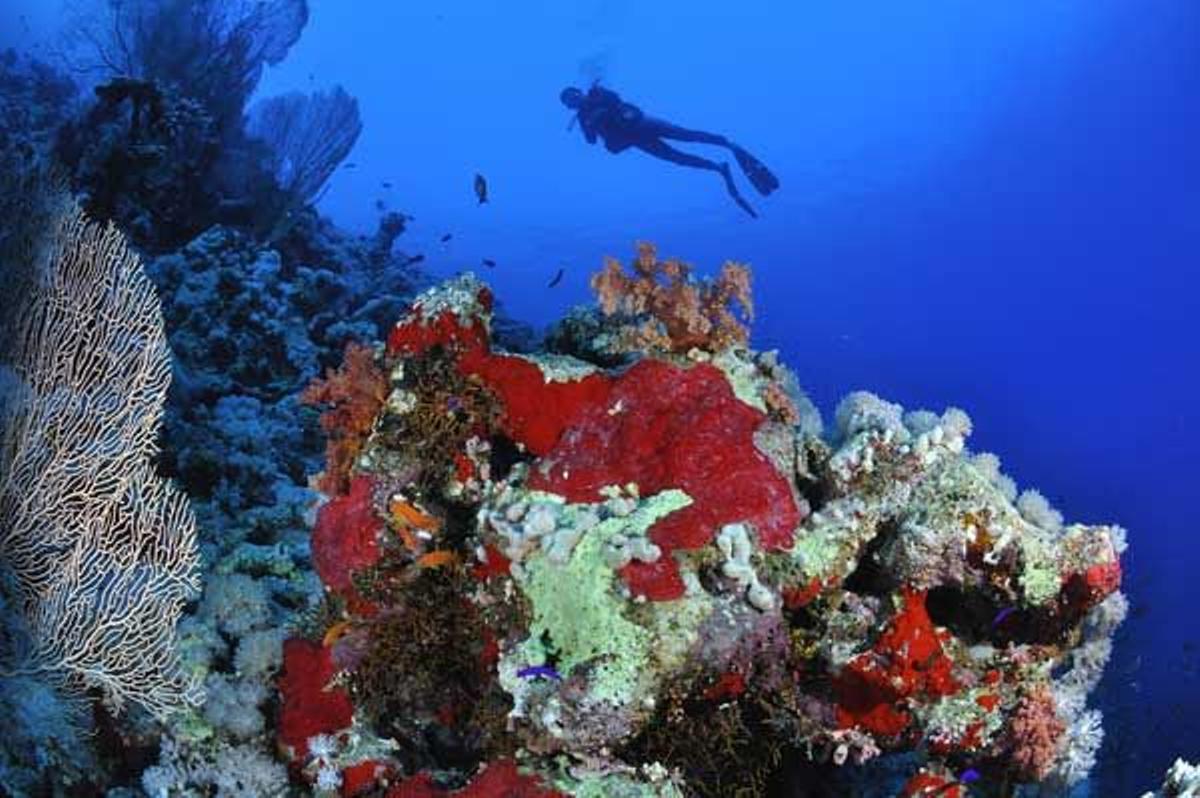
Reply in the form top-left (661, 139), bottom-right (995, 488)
top-left (278, 243), bottom-right (1128, 797)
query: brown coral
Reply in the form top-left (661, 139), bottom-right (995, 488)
top-left (302, 341), bottom-right (388, 495)
top-left (591, 241), bottom-right (753, 355)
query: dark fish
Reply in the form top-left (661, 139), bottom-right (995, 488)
top-left (482, 258), bottom-right (496, 268)
top-left (992, 607), bottom-right (1016, 627)
top-left (548, 268), bottom-right (564, 288)
top-left (517, 665), bottom-right (561, 681)
top-left (381, 181), bottom-right (392, 189)
top-left (440, 233), bottom-right (452, 243)
top-left (403, 254), bottom-right (425, 266)
top-left (474, 173), bottom-right (488, 204)
top-left (343, 162), bottom-right (357, 169)
top-left (374, 199), bottom-right (386, 211)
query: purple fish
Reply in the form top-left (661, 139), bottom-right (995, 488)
top-left (959, 767), bottom-right (981, 783)
top-left (517, 665), bottom-right (561, 681)
top-left (992, 606), bottom-right (1016, 627)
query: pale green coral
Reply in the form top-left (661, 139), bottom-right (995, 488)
top-left (514, 489), bottom-right (691, 708)
top-left (520, 352), bottom-right (602, 382)
top-left (918, 687), bottom-right (1004, 749)
top-left (708, 347), bottom-right (767, 413)
top-left (554, 766), bottom-right (685, 798)
top-left (774, 496), bottom-right (873, 586)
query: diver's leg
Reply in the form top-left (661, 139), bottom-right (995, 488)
top-left (634, 138), bottom-right (757, 218)
top-left (639, 117), bottom-right (731, 146)
top-left (641, 118), bottom-right (778, 196)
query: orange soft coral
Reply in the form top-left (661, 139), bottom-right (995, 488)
top-left (302, 342), bottom-right (388, 495)
top-left (591, 241), bottom-right (753, 354)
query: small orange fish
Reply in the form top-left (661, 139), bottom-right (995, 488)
top-left (394, 524), bottom-right (421, 553)
top-left (417, 550), bottom-right (460, 570)
top-left (322, 620), bottom-right (352, 647)
top-left (390, 497), bottom-right (440, 531)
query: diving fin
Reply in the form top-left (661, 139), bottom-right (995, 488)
top-left (733, 146), bottom-right (779, 196)
top-left (720, 162), bottom-right (758, 218)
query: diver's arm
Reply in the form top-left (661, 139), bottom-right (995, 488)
top-left (579, 112), bottom-right (599, 144)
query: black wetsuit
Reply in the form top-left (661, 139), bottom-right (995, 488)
top-left (569, 84), bottom-right (778, 217)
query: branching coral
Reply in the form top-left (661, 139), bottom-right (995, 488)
top-left (590, 241), bottom-right (753, 354)
top-left (302, 341), bottom-right (387, 495)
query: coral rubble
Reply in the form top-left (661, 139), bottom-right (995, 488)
top-left (283, 244), bottom-right (1128, 796)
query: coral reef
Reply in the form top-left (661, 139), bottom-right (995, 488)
top-left (0, 49), bottom-right (77, 157)
top-left (1142, 759), bottom-right (1200, 798)
top-left (53, 0), bottom-right (364, 250)
top-left (281, 244), bottom-right (1128, 796)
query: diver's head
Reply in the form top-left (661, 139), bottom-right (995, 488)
top-left (560, 87), bottom-right (584, 109)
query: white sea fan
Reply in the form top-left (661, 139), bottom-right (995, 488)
top-left (968, 452), bottom-right (1018, 500)
top-left (1016, 489), bottom-right (1064, 533)
top-left (1054, 709), bottom-right (1104, 785)
top-left (1109, 524), bottom-right (1130, 554)
top-left (307, 733), bottom-right (340, 760)
top-left (1086, 591), bottom-right (1129, 638)
top-left (834, 391), bottom-right (907, 441)
top-left (315, 764), bottom-right (343, 792)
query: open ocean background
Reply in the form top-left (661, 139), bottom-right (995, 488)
top-left (4, 1), bottom-right (1198, 794)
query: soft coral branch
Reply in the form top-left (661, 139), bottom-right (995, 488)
top-left (302, 342), bottom-right (388, 495)
top-left (591, 241), bottom-right (753, 354)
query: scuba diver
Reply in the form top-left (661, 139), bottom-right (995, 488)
top-left (560, 83), bottom-right (779, 218)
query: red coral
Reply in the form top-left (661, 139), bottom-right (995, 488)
top-left (1085, 560), bottom-right (1121, 595)
top-left (527, 359), bottom-right (804, 600)
top-left (312, 475), bottom-right (383, 596)
top-left (704, 671), bottom-right (747, 701)
top-left (386, 760), bottom-right (565, 797)
top-left (783, 578), bottom-right (824, 609)
top-left (834, 590), bottom-right (959, 737)
top-left (459, 350), bottom-right (612, 456)
top-left (472, 543), bottom-right (511, 581)
top-left (342, 760), bottom-right (390, 797)
top-left (278, 638), bottom-right (354, 759)
top-left (1061, 558), bottom-right (1122, 615)
top-left (387, 308), bottom-right (489, 359)
top-left (302, 342), bottom-right (388, 496)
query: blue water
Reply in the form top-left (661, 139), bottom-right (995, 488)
top-left (4, 0), bottom-right (1197, 793)
top-left (265, 2), bottom-right (1199, 790)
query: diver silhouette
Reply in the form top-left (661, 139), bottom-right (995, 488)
top-left (560, 83), bottom-right (779, 218)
